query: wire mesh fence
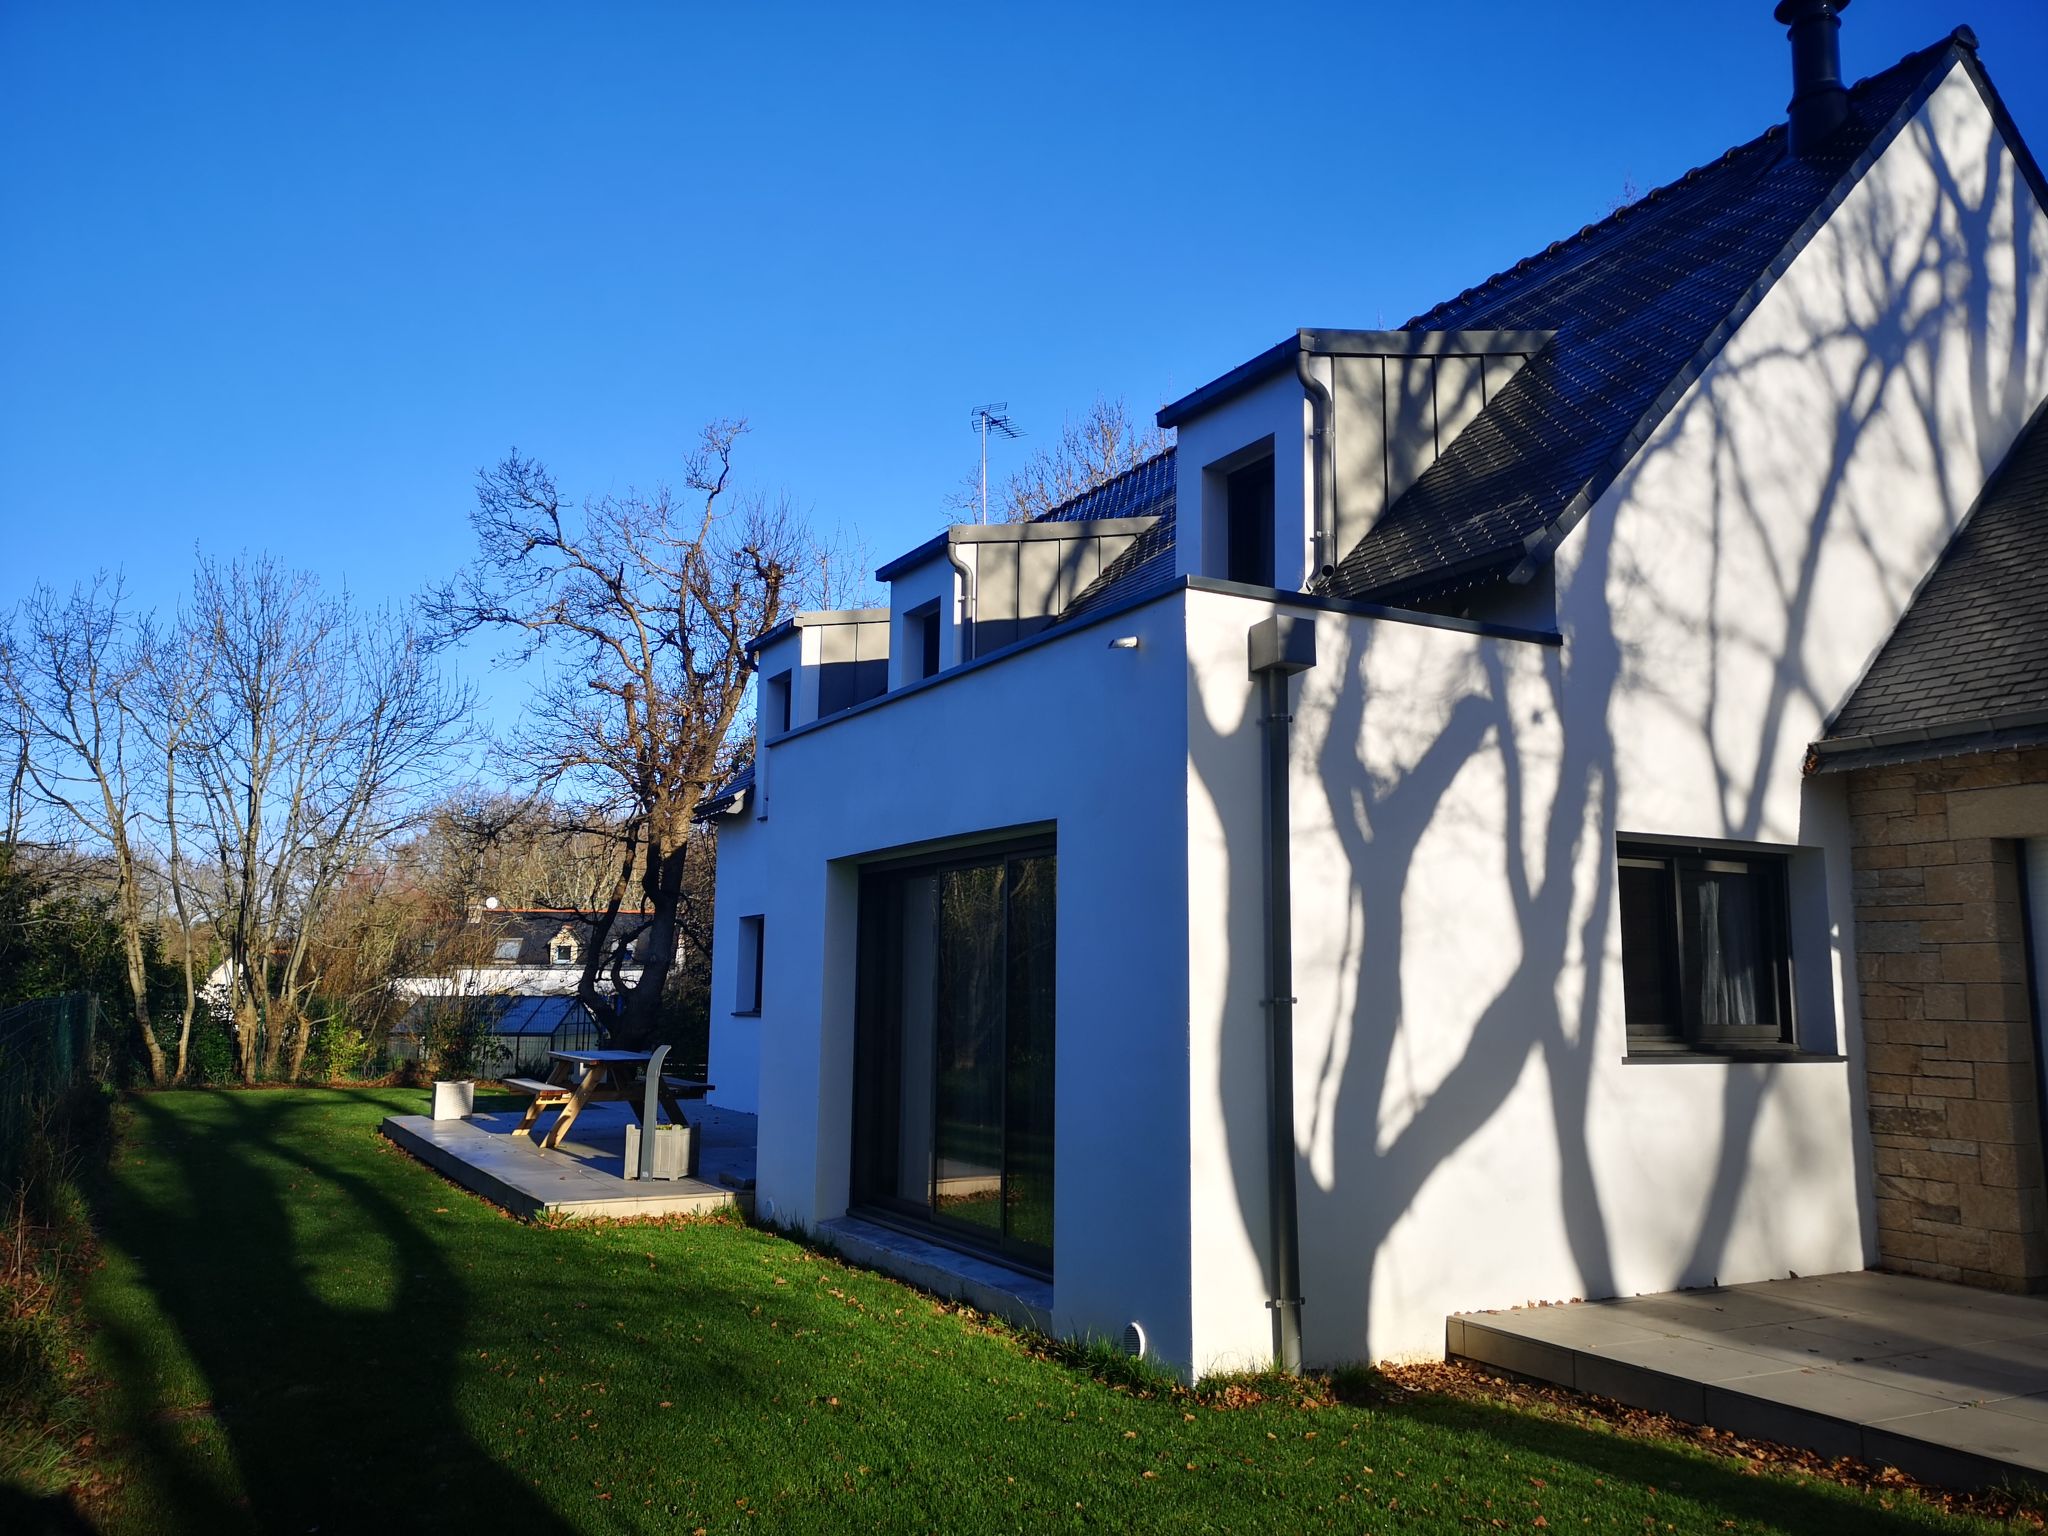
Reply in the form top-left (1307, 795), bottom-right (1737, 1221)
top-left (0, 991), bottom-right (104, 1189)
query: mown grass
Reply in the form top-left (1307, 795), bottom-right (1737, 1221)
top-left (33, 1087), bottom-right (2031, 1532)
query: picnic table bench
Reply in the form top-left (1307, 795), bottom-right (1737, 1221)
top-left (502, 1049), bottom-right (714, 1150)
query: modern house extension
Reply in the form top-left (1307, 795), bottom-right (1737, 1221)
top-left (701, 13), bottom-right (2048, 1375)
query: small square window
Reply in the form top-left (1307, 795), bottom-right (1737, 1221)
top-left (493, 939), bottom-right (522, 962)
top-left (1619, 841), bottom-right (1795, 1055)
top-left (735, 914), bottom-right (765, 1015)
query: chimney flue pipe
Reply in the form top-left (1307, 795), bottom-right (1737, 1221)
top-left (1775, 0), bottom-right (1853, 157)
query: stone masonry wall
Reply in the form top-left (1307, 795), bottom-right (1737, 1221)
top-left (1850, 746), bottom-right (2048, 1289)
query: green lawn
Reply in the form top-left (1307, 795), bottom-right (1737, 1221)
top-left (48, 1087), bottom-right (2024, 1533)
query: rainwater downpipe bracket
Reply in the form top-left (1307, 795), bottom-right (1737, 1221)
top-left (1247, 612), bottom-right (1317, 1373)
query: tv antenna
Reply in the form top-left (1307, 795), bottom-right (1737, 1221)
top-left (969, 403), bottom-right (1022, 523)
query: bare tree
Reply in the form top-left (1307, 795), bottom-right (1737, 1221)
top-left (134, 607), bottom-right (218, 1082)
top-left (2, 575), bottom-right (170, 1081)
top-left (185, 555), bottom-right (472, 1080)
top-left (950, 396), bottom-right (1172, 524)
top-left (431, 421), bottom-right (799, 1051)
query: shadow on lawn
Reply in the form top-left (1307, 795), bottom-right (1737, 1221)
top-left (84, 1090), bottom-right (575, 1536)
top-left (1346, 1377), bottom-right (1972, 1534)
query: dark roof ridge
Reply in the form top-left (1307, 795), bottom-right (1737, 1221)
top-left (1404, 29), bottom-right (1977, 333)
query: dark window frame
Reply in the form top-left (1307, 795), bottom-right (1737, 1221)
top-left (1224, 454), bottom-right (1277, 588)
top-left (1618, 840), bottom-right (1797, 1056)
top-left (851, 831), bottom-right (1056, 1278)
top-left (765, 671), bottom-right (792, 737)
top-left (734, 914), bottom-right (765, 1016)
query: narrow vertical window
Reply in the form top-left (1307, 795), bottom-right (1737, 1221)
top-left (1225, 454), bottom-right (1276, 587)
top-left (735, 914), bottom-right (765, 1015)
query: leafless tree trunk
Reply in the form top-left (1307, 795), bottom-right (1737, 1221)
top-left (139, 617), bottom-right (216, 1083)
top-left (2, 575), bottom-right (169, 1082)
top-left (185, 556), bottom-right (471, 1081)
top-left (432, 422), bottom-right (799, 1050)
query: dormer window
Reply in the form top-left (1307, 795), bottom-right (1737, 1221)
top-left (550, 926), bottom-right (581, 966)
top-left (1225, 454), bottom-right (1276, 587)
top-left (911, 602), bottom-right (941, 680)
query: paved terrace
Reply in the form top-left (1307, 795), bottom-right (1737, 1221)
top-left (1453, 1270), bottom-right (2048, 1491)
top-left (382, 1100), bottom-right (756, 1220)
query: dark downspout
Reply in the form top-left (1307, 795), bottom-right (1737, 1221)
top-left (1248, 613), bottom-right (1316, 1372)
top-left (1296, 340), bottom-right (1335, 586)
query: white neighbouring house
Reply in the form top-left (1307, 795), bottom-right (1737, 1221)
top-left (702, 15), bottom-right (2048, 1376)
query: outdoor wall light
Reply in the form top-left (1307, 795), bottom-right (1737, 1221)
top-left (1107, 635), bottom-right (1140, 650)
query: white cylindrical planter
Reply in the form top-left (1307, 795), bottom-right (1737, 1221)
top-left (431, 1079), bottom-right (475, 1120)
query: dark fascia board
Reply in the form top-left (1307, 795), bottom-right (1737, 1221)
top-left (874, 531), bottom-right (951, 582)
top-left (761, 573), bottom-right (1560, 752)
top-left (1810, 705), bottom-right (2048, 760)
top-left (1156, 336), bottom-right (1299, 429)
top-left (1494, 36), bottom-right (1973, 595)
top-left (744, 607), bottom-right (891, 656)
top-left (1808, 718), bottom-right (2048, 775)
top-left (1156, 329), bottom-right (1555, 430)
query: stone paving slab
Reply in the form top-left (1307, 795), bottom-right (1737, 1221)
top-left (1452, 1271), bottom-right (2048, 1491)
top-left (381, 1100), bottom-right (756, 1221)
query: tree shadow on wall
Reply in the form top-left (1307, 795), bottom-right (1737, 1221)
top-left (1199, 103), bottom-right (2043, 1369)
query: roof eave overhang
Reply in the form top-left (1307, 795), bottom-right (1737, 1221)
top-left (1806, 708), bottom-right (2048, 773)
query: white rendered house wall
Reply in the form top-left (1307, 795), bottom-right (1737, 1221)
top-left (707, 595), bottom-right (1203, 1365)
top-left (1180, 60), bottom-right (2048, 1371)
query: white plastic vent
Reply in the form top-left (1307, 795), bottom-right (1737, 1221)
top-left (1119, 1321), bottom-right (1148, 1359)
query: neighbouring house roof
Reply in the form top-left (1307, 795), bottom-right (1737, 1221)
top-left (1808, 404), bottom-right (2048, 774)
top-left (1326, 28), bottom-right (1989, 605)
top-left (470, 909), bottom-right (652, 968)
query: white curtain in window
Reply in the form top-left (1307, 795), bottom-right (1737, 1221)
top-left (1692, 870), bottom-right (1761, 1035)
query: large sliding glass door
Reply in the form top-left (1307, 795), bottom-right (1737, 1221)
top-left (853, 838), bottom-right (1054, 1273)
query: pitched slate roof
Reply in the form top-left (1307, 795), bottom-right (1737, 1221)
top-left (1044, 450), bottom-right (1179, 620)
top-left (1032, 448), bottom-right (1176, 526)
top-left (1810, 405), bottom-right (2048, 773)
top-left (1327, 30), bottom-right (1980, 604)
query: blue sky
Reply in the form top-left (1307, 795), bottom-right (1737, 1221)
top-left (5, 2), bottom-right (2044, 649)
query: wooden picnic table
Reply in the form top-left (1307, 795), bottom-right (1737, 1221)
top-left (511, 1049), bottom-right (711, 1151)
